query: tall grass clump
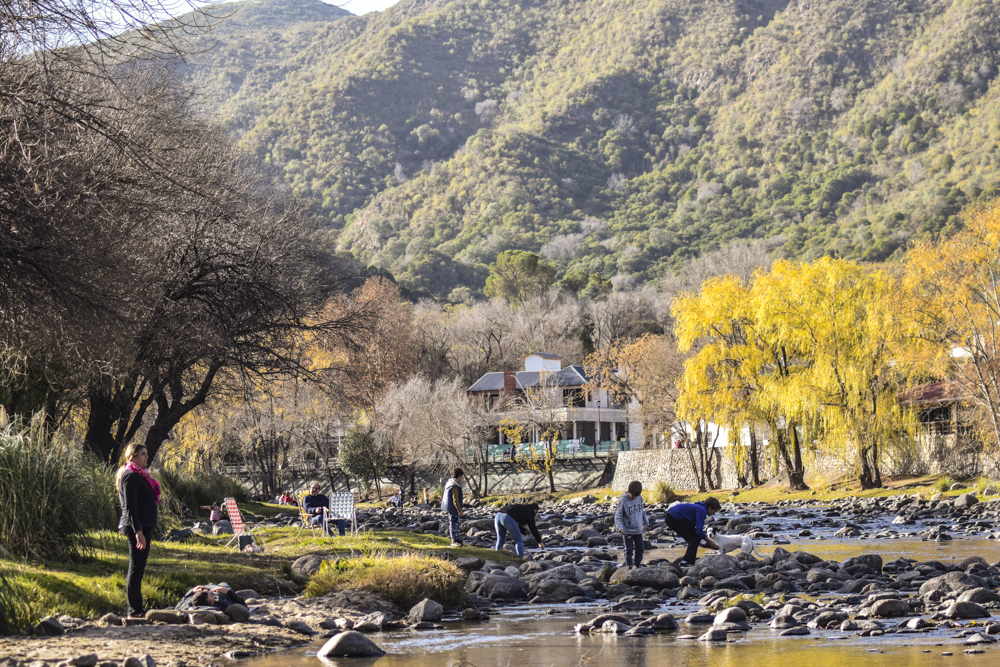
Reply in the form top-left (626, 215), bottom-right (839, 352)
top-left (156, 466), bottom-right (250, 511)
top-left (933, 475), bottom-right (955, 493)
top-left (305, 553), bottom-right (464, 608)
top-left (0, 569), bottom-right (32, 635)
top-left (650, 480), bottom-right (680, 504)
top-left (0, 412), bottom-right (118, 560)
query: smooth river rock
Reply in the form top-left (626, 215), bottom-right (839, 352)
top-left (316, 631), bottom-right (386, 658)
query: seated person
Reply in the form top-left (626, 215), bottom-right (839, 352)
top-left (302, 482), bottom-right (346, 536)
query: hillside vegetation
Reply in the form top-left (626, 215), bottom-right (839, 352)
top-left (180, 0), bottom-right (1000, 300)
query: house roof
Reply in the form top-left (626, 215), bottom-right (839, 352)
top-left (523, 352), bottom-right (563, 360)
top-left (467, 365), bottom-right (589, 392)
top-left (898, 380), bottom-right (966, 406)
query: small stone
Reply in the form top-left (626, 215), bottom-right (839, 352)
top-left (283, 620), bottom-right (316, 635)
top-left (187, 611), bottom-right (218, 625)
top-left (145, 610), bottom-right (186, 625)
top-left (698, 629), bottom-right (729, 642)
top-left (34, 616), bottom-right (65, 636)
top-left (224, 604), bottom-right (250, 623)
top-left (780, 627), bottom-right (810, 636)
top-left (98, 613), bottom-right (124, 627)
top-left (68, 656), bottom-right (98, 667)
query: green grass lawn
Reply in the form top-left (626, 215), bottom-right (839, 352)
top-left (2, 522), bottom-right (514, 621)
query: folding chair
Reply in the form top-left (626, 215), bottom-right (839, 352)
top-left (328, 492), bottom-right (358, 537)
top-left (296, 490), bottom-right (321, 538)
top-left (223, 497), bottom-right (267, 552)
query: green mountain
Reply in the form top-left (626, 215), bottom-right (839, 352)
top-left (179, 0), bottom-right (1000, 300)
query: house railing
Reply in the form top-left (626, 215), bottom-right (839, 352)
top-left (471, 439), bottom-right (629, 462)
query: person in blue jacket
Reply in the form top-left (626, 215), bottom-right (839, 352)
top-left (665, 497), bottom-right (721, 566)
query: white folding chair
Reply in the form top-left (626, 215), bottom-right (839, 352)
top-left (328, 492), bottom-right (358, 537)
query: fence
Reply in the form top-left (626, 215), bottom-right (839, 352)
top-left (478, 439), bottom-right (629, 462)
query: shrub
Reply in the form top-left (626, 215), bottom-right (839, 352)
top-left (305, 553), bottom-right (464, 608)
top-left (933, 475), bottom-right (954, 493)
top-left (0, 414), bottom-right (118, 560)
top-left (155, 466), bottom-right (250, 513)
top-left (0, 569), bottom-right (32, 635)
top-left (650, 480), bottom-right (680, 504)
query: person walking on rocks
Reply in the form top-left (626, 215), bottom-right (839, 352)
top-left (116, 442), bottom-right (160, 619)
top-left (615, 480), bottom-right (649, 567)
top-left (442, 468), bottom-right (465, 547)
top-left (494, 502), bottom-right (545, 558)
top-left (665, 497), bottom-right (720, 566)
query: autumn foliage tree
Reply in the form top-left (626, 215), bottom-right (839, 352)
top-left (674, 258), bottom-right (917, 490)
top-left (903, 199), bottom-right (1000, 457)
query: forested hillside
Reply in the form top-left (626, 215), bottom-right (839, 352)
top-left (181, 0), bottom-right (1000, 301)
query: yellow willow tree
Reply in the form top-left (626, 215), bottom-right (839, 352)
top-left (903, 200), bottom-right (1000, 458)
top-left (755, 258), bottom-right (917, 489)
top-left (673, 274), bottom-right (808, 490)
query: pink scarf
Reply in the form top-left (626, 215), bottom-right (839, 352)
top-left (126, 461), bottom-right (161, 504)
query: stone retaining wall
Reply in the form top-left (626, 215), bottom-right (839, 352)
top-left (611, 446), bottom-right (851, 492)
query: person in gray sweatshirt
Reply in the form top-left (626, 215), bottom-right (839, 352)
top-left (615, 480), bottom-right (649, 567)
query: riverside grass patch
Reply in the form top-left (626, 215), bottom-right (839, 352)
top-left (305, 553), bottom-right (465, 608)
top-left (0, 415), bottom-right (119, 561)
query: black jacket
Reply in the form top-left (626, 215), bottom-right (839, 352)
top-left (119, 469), bottom-right (158, 535)
top-left (498, 504), bottom-right (543, 543)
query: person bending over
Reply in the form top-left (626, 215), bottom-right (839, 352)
top-left (665, 497), bottom-right (720, 566)
top-left (303, 482), bottom-right (346, 536)
top-left (494, 502), bottom-right (545, 558)
top-left (615, 480), bottom-right (649, 567)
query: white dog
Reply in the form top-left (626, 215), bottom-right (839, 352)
top-left (707, 527), bottom-right (764, 558)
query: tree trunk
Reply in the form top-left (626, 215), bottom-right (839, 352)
top-left (787, 424), bottom-right (809, 491)
top-left (749, 429), bottom-right (761, 486)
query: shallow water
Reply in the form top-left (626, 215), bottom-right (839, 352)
top-left (246, 601), bottom-right (993, 667)
top-left (243, 533), bottom-right (1000, 667)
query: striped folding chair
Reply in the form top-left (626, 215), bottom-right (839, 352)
top-left (328, 492), bottom-right (357, 537)
top-left (223, 497), bottom-right (266, 552)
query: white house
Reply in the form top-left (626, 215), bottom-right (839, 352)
top-left (467, 352), bottom-right (642, 450)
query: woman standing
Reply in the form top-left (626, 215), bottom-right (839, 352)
top-left (116, 443), bottom-right (160, 618)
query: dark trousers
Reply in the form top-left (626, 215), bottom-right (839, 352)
top-left (124, 528), bottom-right (151, 617)
top-left (665, 513), bottom-right (701, 564)
top-left (447, 510), bottom-right (462, 544)
top-left (623, 533), bottom-right (644, 567)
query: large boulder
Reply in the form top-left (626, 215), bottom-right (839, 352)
top-left (530, 579), bottom-right (584, 603)
top-left (408, 598), bottom-right (443, 624)
top-left (686, 555), bottom-right (741, 579)
top-left (943, 602), bottom-right (990, 619)
top-left (870, 599), bottom-right (911, 618)
top-left (919, 571), bottom-right (985, 596)
top-left (954, 493), bottom-right (979, 508)
top-left (843, 554), bottom-right (883, 574)
top-left (453, 557), bottom-right (485, 575)
top-left (316, 631), bottom-right (386, 658)
top-left (477, 574), bottom-right (529, 601)
top-left (958, 588), bottom-right (1000, 605)
top-left (609, 566), bottom-right (679, 590)
top-left (212, 520), bottom-right (234, 536)
top-left (291, 554), bottom-right (330, 577)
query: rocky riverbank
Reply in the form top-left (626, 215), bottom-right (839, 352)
top-left (6, 492), bottom-right (1000, 664)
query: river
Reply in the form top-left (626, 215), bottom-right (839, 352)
top-left (242, 533), bottom-right (1000, 667)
